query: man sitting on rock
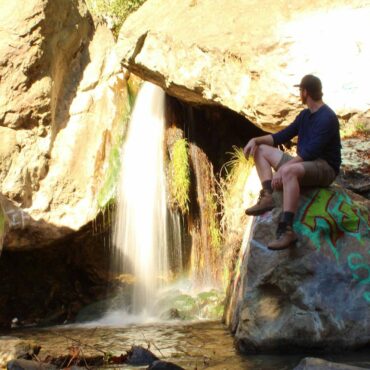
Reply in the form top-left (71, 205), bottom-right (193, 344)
top-left (243, 74), bottom-right (341, 250)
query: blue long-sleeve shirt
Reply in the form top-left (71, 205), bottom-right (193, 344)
top-left (271, 105), bottom-right (341, 174)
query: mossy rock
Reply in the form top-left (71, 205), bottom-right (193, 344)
top-left (156, 289), bottom-right (225, 321)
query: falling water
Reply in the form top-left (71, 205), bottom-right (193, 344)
top-left (114, 82), bottom-right (168, 315)
top-left (168, 210), bottom-right (184, 274)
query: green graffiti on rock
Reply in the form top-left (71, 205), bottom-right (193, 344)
top-left (295, 188), bottom-right (370, 304)
top-left (300, 189), bottom-right (342, 259)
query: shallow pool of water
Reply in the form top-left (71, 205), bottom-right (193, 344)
top-left (5, 321), bottom-right (370, 369)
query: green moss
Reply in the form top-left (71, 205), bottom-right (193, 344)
top-left (197, 289), bottom-right (225, 320)
top-left (97, 146), bottom-right (122, 209)
top-left (157, 289), bottom-right (225, 321)
top-left (97, 78), bottom-right (141, 210)
top-left (85, 0), bottom-right (147, 37)
top-left (169, 139), bottom-right (190, 214)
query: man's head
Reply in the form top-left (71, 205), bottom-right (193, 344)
top-left (295, 75), bottom-right (323, 103)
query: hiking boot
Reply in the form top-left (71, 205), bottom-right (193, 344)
top-left (245, 189), bottom-right (274, 216)
top-left (268, 223), bottom-right (297, 250)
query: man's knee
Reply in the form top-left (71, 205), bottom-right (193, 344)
top-left (281, 164), bottom-right (304, 182)
top-left (258, 144), bottom-right (273, 155)
top-left (255, 145), bottom-right (283, 167)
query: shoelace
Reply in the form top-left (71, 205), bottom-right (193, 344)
top-left (257, 189), bottom-right (267, 203)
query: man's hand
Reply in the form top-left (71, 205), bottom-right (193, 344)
top-left (243, 135), bottom-right (274, 159)
top-left (272, 169), bottom-right (283, 190)
top-left (243, 138), bottom-right (257, 158)
top-left (271, 156), bottom-right (304, 190)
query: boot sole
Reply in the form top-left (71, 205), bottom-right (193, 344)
top-left (245, 206), bottom-right (275, 216)
top-left (267, 239), bottom-right (297, 251)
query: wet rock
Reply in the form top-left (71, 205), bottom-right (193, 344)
top-left (293, 357), bottom-right (367, 370)
top-left (7, 359), bottom-right (56, 370)
top-left (160, 308), bottom-right (182, 320)
top-left (0, 338), bottom-right (40, 368)
top-left (148, 360), bottom-right (185, 370)
top-left (227, 186), bottom-right (370, 353)
top-left (118, 0), bottom-right (370, 131)
top-left (125, 346), bottom-right (159, 366)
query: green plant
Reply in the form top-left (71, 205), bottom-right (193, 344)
top-left (206, 193), bottom-right (222, 250)
top-left (340, 119), bottom-right (368, 139)
top-left (224, 146), bottom-right (254, 184)
top-left (355, 121), bottom-right (366, 132)
top-left (170, 138), bottom-right (190, 214)
top-left (219, 146), bottom-right (254, 234)
top-left (85, 0), bottom-right (147, 37)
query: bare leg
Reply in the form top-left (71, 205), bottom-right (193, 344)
top-left (267, 163), bottom-right (304, 250)
top-left (245, 145), bottom-right (285, 216)
top-left (253, 145), bottom-right (284, 182)
top-left (281, 164), bottom-right (305, 212)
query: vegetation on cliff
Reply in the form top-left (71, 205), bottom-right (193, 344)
top-left (169, 138), bottom-right (190, 214)
top-left (86, 0), bottom-right (147, 36)
top-left (97, 77), bottom-right (141, 209)
top-left (220, 147), bottom-right (254, 236)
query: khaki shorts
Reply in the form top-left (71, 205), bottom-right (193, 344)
top-left (276, 153), bottom-right (337, 187)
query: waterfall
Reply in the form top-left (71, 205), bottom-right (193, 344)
top-left (114, 82), bottom-right (168, 315)
top-left (168, 210), bottom-right (184, 275)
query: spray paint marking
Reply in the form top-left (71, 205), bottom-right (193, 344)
top-left (296, 188), bottom-right (370, 303)
top-left (301, 189), bottom-right (343, 258)
top-left (5, 209), bottom-right (30, 229)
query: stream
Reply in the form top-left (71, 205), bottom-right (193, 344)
top-left (6, 321), bottom-right (370, 369)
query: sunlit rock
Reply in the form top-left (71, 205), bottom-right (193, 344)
top-left (0, 338), bottom-right (40, 368)
top-left (117, 0), bottom-right (370, 131)
top-left (0, 0), bottom-right (127, 249)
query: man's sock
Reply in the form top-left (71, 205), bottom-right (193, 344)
top-left (281, 211), bottom-right (295, 226)
top-left (262, 180), bottom-right (273, 193)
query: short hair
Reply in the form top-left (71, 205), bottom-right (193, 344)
top-left (296, 75), bottom-right (323, 101)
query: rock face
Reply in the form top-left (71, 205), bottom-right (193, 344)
top-left (226, 187), bottom-right (370, 353)
top-left (117, 0), bottom-right (370, 131)
top-left (0, 0), bottom-right (127, 248)
top-left (293, 357), bottom-right (369, 370)
top-left (0, 216), bottom-right (114, 327)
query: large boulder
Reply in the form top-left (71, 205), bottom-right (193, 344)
top-left (117, 0), bottom-right (370, 131)
top-left (293, 357), bottom-right (369, 370)
top-left (0, 337), bottom-right (39, 368)
top-left (225, 186), bottom-right (370, 353)
top-left (0, 0), bottom-right (127, 249)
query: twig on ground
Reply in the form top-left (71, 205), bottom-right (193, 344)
top-left (50, 331), bottom-right (108, 355)
top-left (140, 330), bottom-right (167, 359)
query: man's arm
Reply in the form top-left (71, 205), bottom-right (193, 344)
top-left (271, 112), bottom-right (302, 146)
top-left (243, 134), bottom-right (273, 158)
